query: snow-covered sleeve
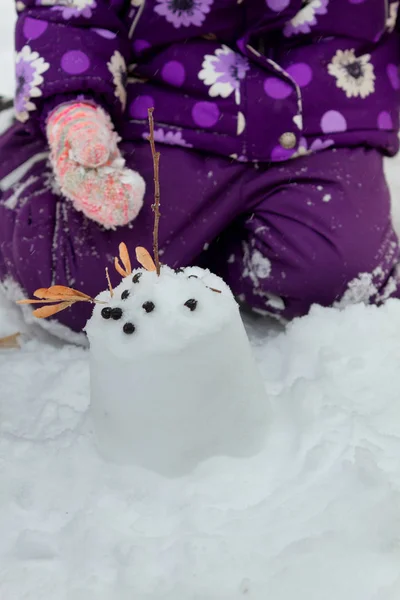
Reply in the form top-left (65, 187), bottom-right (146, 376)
top-left (14, 0), bottom-right (131, 128)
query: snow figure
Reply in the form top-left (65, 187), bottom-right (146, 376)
top-left (85, 246), bottom-right (269, 476)
top-left (17, 108), bottom-right (269, 477)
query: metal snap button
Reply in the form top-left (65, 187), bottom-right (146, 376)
top-left (279, 132), bottom-right (297, 149)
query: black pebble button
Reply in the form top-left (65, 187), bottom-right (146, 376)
top-left (121, 290), bottom-right (130, 300)
top-left (101, 307), bottom-right (112, 319)
top-left (143, 301), bottom-right (155, 313)
top-left (123, 322), bottom-right (135, 335)
top-left (132, 273), bottom-right (142, 283)
top-left (111, 307), bottom-right (123, 320)
top-left (184, 299), bottom-right (198, 311)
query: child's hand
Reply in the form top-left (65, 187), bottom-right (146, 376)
top-left (46, 103), bottom-right (145, 229)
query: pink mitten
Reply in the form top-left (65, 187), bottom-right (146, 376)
top-left (46, 102), bottom-right (145, 229)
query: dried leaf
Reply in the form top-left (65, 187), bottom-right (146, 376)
top-left (119, 243), bottom-right (132, 276)
top-left (34, 286), bottom-right (92, 301)
top-left (0, 332), bottom-right (20, 349)
top-left (135, 246), bottom-right (156, 272)
top-left (33, 301), bottom-right (74, 319)
top-left (17, 298), bottom-right (64, 305)
top-left (114, 257), bottom-right (128, 278)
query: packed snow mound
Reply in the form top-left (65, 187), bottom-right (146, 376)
top-left (2, 290), bottom-right (400, 599)
top-left (86, 265), bottom-right (269, 474)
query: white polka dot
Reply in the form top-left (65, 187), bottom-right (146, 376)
top-left (237, 112), bottom-right (246, 135)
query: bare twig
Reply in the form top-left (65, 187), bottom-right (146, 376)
top-left (147, 107), bottom-right (161, 276)
top-left (105, 267), bottom-right (114, 297)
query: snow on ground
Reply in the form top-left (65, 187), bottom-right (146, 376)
top-left (2, 2), bottom-right (400, 599)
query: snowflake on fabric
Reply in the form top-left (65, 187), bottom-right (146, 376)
top-left (328, 49), bottom-right (375, 99)
top-left (198, 45), bottom-right (249, 105)
top-left (142, 128), bottom-right (193, 148)
top-left (39, 0), bottom-right (97, 19)
top-left (107, 51), bottom-right (127, 110)
top-left (154, 0), bottom-right (213, 28)
top-left (284, 0), bottom-right (329, 37)
top-left (14, 46), bottom-right (50, 123)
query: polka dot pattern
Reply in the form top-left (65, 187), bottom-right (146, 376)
top-left (377, 111), bottom-right (393, 130)
top-left (271, 145), bottom-right (295, 161)
top-left (387, 64), bottom-right (400, 90)
top-left (161, 61), bottom-right (186, 87)
top-left (61, 50), bottom-right (90, 75)
top-left (23, 17), bottom-right (48, 40)
top-left (266, 0), bottom-right (290, 11)
top-left (237, 112), bottom-right (246, 135)
top-left (320, 110), bottom-right (347, 134)
top-left (130, 95), bottom-right (155, 119)
top-left (133, 40), bottom-right (150, 54)
top-left (264, 77), bottom-right (292, 99)
top-left (192, 102), bottom-right (220, 128)
top-left (286, 63), bottom-right (313, 88)
top-left (92, 28), bottom-right (117, 39)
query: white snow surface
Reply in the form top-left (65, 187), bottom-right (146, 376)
top-left (2, 2), bottom-right (400, 598)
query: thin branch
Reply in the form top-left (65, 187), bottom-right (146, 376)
top-left (148, 107), bottom-right (161, 276)
top-left (105, 267), bottom-right (114, 297)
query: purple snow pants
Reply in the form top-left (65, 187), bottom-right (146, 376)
top-left (1, 121), bottom-right (400, 333)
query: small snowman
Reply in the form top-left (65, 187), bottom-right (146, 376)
top-left (19, 109), bottom-right (270, 476)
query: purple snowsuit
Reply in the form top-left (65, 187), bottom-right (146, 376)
top-left (0, 0), bottom-right (400, 332)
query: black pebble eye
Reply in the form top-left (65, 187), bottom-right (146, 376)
top-left (121, 290), bottom-right (130, 300)
top-left (101, 307), bottom-right (112, 319)
top-left (188, 275), bottom-right (198, 279)
top-left (184, 299), bottom-right (198, 311)
top-left (132, 273), bottom-right (142, 284)
top-left (142, 301), bottom-right (155, 313)
top-left (123, 322), bottom-right (135, 335)
top-left (111, 307), bottom-right (123, 320)
top-left (175, 268), bottom-right (184, 273)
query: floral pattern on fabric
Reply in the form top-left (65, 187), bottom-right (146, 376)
top-left (38, 0), bottom-right (97, 19)
top-left (387, 2), bottom-right (399, 33)
top-left (142, 128), bottom-right (193, 147)
top-left (284, 0), bottom-right (329, 37)
top-left (154, 0), bottom-right (213, 28)
top-left (198, 45), bottom-right (249, 105)
top-left (293, 137), bottom-right (334, 158)
top-left (328, 49), bottom-right (375, 99)
top-left (14, 45), bottom-right (49, 122)
top-left (107, 51), bottom-right (128, 110)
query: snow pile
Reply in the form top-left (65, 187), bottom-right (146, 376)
top-left (87, 266), bottom-right (269, 474)
top-left (2, 287), bottom-right (400, 598)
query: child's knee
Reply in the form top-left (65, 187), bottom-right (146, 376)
top-left (237, 221), bottom-right (400, 320)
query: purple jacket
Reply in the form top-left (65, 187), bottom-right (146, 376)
top-left (14, 0), bottom-right (400, 163)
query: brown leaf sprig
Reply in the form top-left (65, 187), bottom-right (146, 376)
top-left (17, 285), bottom-right (100, 319)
